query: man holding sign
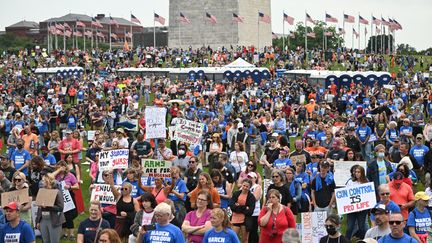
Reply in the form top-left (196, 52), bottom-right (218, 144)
top-left (0, 202), bottom-right (36, 243)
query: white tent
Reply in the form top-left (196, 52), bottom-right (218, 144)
top-left (224, 58), bottom-right (255, 69)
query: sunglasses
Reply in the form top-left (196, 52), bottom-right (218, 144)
top-left (272, 175), bottom-right (280, 178)
top-left (14, 178), bottom-right (22, 182)
top-left (189, 160), bottom-right (196, 164)
top-left (380, 192), bottom-right (390, 196)
top-left (103, 174), bottom-right (111, 177)
top-left (121, 188), bottom-right (128, 191)
top-left (247, 164), bottom-right (254, 167)
top-left (389, 220), bottom-right (403, 225)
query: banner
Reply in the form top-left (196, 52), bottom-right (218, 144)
top-left (172, 118), bottom-right (204, 144)
top-left (87, 130), bottom-right (96, 141)
top-left (98, 149), bottom-right (129, 171)
top-left (335, 182), bottom-right (376, 215)
top-left (333, 161), bottom-right (367, 187)
top-left (301, 212), bottom-right (327, 243)
top-left (90, 184), bottom-right (121, 205)
top-left (290, 154), bottom-right (306, 165)
top-left (141, 159), bottom-right (172, 179)
top-left (61, 181), bottom-right (75, 212)
top-left (145, 107), bottom-right (167, 139)
top-left (119, 117), bottom-right (138, 131)
top-left (1, 188), bottom-right (30, 207)
top-left (35, 189), bottom-right (58, 207)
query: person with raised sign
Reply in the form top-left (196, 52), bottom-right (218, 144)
top-left (8, 171), bottom-right (32, 224)
top-left (0, 202), bottom-right (35, 243)
top-left (138, 175), bottom-right (171, 204)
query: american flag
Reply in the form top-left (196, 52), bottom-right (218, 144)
top-left (359, 16), bottom-right (369, 25)
top-left (375, 26), bottom-right (381, 34)
top-left (324, 31), bottom-right (333, 36)
top-left (325, 13), bottom-right (338, 23)
top-left (49, 26), bottom-right (57, 35)
top-left (96, 31), bottom-right (105, 38)
top-left (73, 31), bottom-right (82, 37)
top-left (125, 31), bottom-right (133, 38)
top-left (353, 28), bottom-right (359, 38)
top-left (381, 17), bottom-right (389, 26)
top-left (179, 12), bottom-right (191, 24)
top-left (64, 30), bottom-right (72, 37)
top-left (372, 16), bottom-right (381, 25)
top-left (111, 33), bottom-right (118, 40)
top-left (394, 19), bottom-right (402, 30)
top-left (92, 18), bottom-right (103, 28)
top-left (338, 28), bottom-right (346, 34)
top-left (272, 32), bottom-right (278, 39)
top-left (131, 14), bottom-right (141, 24)
top-left (154, 13), bottom-right (166, 25)
top-left (110, 16), bottom-right (119, 27)
top-left (76, 19), bottom-right (86, 28)
top-left (232, 13), bottom-right (244, 23)
top-left (63, 23), bottom-right (71, 30)
top-left (290, 31), bottom-right (295, 38)
top-left (84, 30), bottom-right (93, 37)
top-left (259, 12), bottom-right (271, 24)
top-left (344, 14), bottom-right (355, 23)
top-left (305, 13), bottom-right (315, 24)
top-left (55, 23), bottom-right (64, 30)
top-left (206, 12), bottom-right (217, 24)
top-left (56, 29), bottom-right (63, 35)
top-left (284, 13), bottom-right (294, 25)
top-left (307, 32), bottom-right (316, 38)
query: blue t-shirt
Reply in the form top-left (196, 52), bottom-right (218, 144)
top-left (409, 145), bottom-right (429, 167)
top-left (143, 223), bottom-right (185, 243)
top-left (0, 220), bottom-right (35, 243)
top-left (371, 201), bottom-right (401, 222)
top-left (386, 129), bottom-right (398, 142)
top-left (407, 208), bottom-right (432, 234)
top-left (123, 180), bottom-right (144, 198)
top-left (356, 126), bottom-right (371, 142)
top-left (273, 158), bottom-right (292, 169)
top-left (167, 179), bottom-right (188, 202)
top-left (377, 160), bottom-right (387, 185)
top-left (203, 228), bottom-right (240, 243)
top-left (378, 233), bottom-right (418, 243)
top-left (42, 154), bottom-right (57, 166)
top-left (400, 126), bottom-right (413, 136)
top-left (11, 149), bottom-right (31, 175)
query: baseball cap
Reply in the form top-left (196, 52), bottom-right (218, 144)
top-left (0, 153), bottom-right (7, 159)
top-left (321, 161), bottom-right (330, 168)
top-left (3, 202), bottom-right (19, 211)
top-left (358, 239), bottom-right (378, 243)
top-left (238, 123), bottom-right (244, 129)
top-left (416, 134), bottom-right (423, 139)
top-left (247, 172), bottom-right (257, 178)
top-left (41, 146), bottom-right (49, 152)
top-left (370, 203), bottom-right (389, 214)
top-left (392, 171), bottom-right (404, 181)
top-left (64, 130), bottom-right (72, 134)
top-left (414, 191), bottom-right (431, 201)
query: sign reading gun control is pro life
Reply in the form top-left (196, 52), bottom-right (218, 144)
top-left (141, 159), bottom-right (172, 179)
top-left (335, 182), bottom-right (376, 215)
top-left (172, 118), bottom-right (204, 144)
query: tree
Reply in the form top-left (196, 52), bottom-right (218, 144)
top-left (366, 34), bottom-right (394, 54)
top-left (0, 33), bottom-right (34, 52)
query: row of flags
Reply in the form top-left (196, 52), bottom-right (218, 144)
top-left (48, 23), bottom-right (133, 40)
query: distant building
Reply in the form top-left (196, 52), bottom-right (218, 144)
top-left (168, 0), bottom-right (272, 50)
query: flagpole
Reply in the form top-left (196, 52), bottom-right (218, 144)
top-left (257, 11), bottom-right (260, 53)
top-left (305, 11), bottom-right (307, 61)
top-left (364, 27), bottom-right (367, 52)
top-left (83, 25), bottom-right (86, 51)
top-left (153, 11), bottom-right (156, 49)
top-left (232, 18), bottom-right (234, 47)
top-left (282, 12), bottom-right (285, 52)
top-left (130, 25), bottom-right (133, 49)
top-left (323, 13), bottom-right (326, 52)
top-left (109, 18), bottom-right (112, 51)
top-left (358, 13), bottom-right (360, 51)
top-left (47, 22), bottom-right (50, 53)
top-left (179, 17), bottom-right (182, 48)
top-left (370, 14), bottom-right (373, 53)
top-left (63, 22), bottom-right (66, 53)
top-left (343, 12), bottom-right (345, 46)
top-left (55, 22), bottom-right (58, 50)
top-left (352, 29), bottom-right (354, 50)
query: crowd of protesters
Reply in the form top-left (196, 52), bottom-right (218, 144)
top-left (0, 44), bottom-right (431, 243)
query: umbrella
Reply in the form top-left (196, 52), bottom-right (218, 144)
top-left (167, 99), bottom-right (186, 105)
top-left (117, 121), bottom-right (136, 130)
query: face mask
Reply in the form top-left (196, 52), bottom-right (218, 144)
top-left (178, 149), bottom-right (185, 155)
top-left (325, 225), bottom-right (337, 236)
top-left (238, 128), bottom-right (243, 132)
top-left (377, 152), bottom-right (385, 158)
top-left (17, 144), bottom-right (23, 149)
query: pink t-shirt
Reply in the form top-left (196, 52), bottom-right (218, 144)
top-left (184, 209), bottom-right (211, 243)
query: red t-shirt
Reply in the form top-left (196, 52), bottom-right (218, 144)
top-left (258, 206), bottom-right (296, 243)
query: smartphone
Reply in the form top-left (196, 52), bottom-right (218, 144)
top-left (143, 224), bottom-right (156, 231)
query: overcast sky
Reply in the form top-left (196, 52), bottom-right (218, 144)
top-left (1, 0), bottom-right (430, 50)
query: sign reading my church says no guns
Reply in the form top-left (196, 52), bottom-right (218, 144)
top-left (98, 149), bottom-right (129, 171)
top-left (335, 182), bottom-right (377, 215)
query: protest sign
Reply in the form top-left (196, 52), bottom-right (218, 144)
top-left (301, 211), bottom-right (327, 243)
top-left (290, 154), bottom-right (306, 165)
top-left (87, 130), bottom-right (96, 141)
top-left (35, 189), bottom-right (58, 207)
top-left (333, 161), bottom-right (367, 187)
top-left (61, 182), bottom-right (76, 213)
top-left (172, 118), bottom-right (204, 144)
top-left (145, 107), bottom-right (167, 139)
top-left (141, 159), bottom-right (172, 179)
top-left (1, 188), bottom-right (30, 207)
top-left (335, 182), bottom-right (376, 215)
top-left (90, 184), bottom-right (121, 205)
top-left (119, 117), bottom-right (139, 131)
top-left (98, 149), bottom-right (129, 171)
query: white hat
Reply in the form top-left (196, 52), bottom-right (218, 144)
top-left (238, 123), bottom-right (244, 128)
top-left (398, 156), bottom-right (413, 170)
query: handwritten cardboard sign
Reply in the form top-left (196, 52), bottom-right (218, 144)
top-left (90, 184), bottom-right (121, 205)
top-left (333, 161), bottom-right (367, 187)
top-left (290, 154), bottom-right (307, 165)
top-left (98, 149), bottom-right (129, 171)
top-left (141, 159), bottom-right (172, 179)
top-left (35, 189), bottom-right (58, 207)
top-left (1, 188), bottom-right (30, 207)
top-left (301, 211), bottom-right (327, 243)
top-left (172, 118), bottom-right (204, 144)
top-left (145, 107), bottom-right (167, 139)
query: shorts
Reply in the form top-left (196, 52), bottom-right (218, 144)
top-left (232, 222), bottom-right (245, 227)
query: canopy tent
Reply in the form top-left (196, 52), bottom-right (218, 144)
top-left (224, 58), bottom-right (255, 69)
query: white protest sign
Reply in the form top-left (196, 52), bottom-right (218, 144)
top-left (61, 181), bottom-right (76, 213)
top-left (333, 161), bottom-right (367, 187)
top-left (87, 130), bottom-right (96, 141)
top-left (98, 149), bottom-right (129, 171)
top-left (90, 184), bottom-right (121, 205)
top-left (172, 118), bottom-right (204, 144)
top-left (141, 159), bottom-right (172, 179)
top-left (335, 182), bottom-right (376, 215)
top-left (119, 117), bottom-right (139, 131)
top-left (145, 107), bottom-right (167, 139)
top-left (301, 212), bottom-right (327, 243)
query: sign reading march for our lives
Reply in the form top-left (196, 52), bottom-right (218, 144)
top-left (98, 149), bottom-right (129, 171)
top-left (335, 182), bottom-right (376, 215)
top-left (141, 159), bottom-right (172, 179)
top-left (333, 161), bottom-right (367, 187)
top-left (145, 107), bottom-right (167, 139)
top-left (90, 184), bottom-right (121, 205)
top-left (301, 212), bottom-right (327, 243)
top-left (172, 118), bottom-right (204, 144)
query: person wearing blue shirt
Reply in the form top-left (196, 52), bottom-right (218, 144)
top-left (371, 184), bottom-right (401, 225)
top-left (167, 167), bottom-right (188, 223)
top-left (138, 202), bottom-right (185, 243)
top-left (203, 208), bottom-right (240, 243)
top-left (407, 192), bottom-right (432, 243)
top-left (273, 112), bottom-right (287, 135)
top-left (40, 147), bottom-right (56, 166)
top-left (378, 213), bottom-right (418, 243)
top-left (399, 119), bottom-right (413, 144)
top-left (356, 118), bottom-right (372, 162)
top-left (0, 202), bottom-right (36, 243)
top-left (10, 139), bottom-right (31, 176)
top-left (410, 134), bottom-right (429, 167)
top-left (273, 150), bottom-right (292, 169)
